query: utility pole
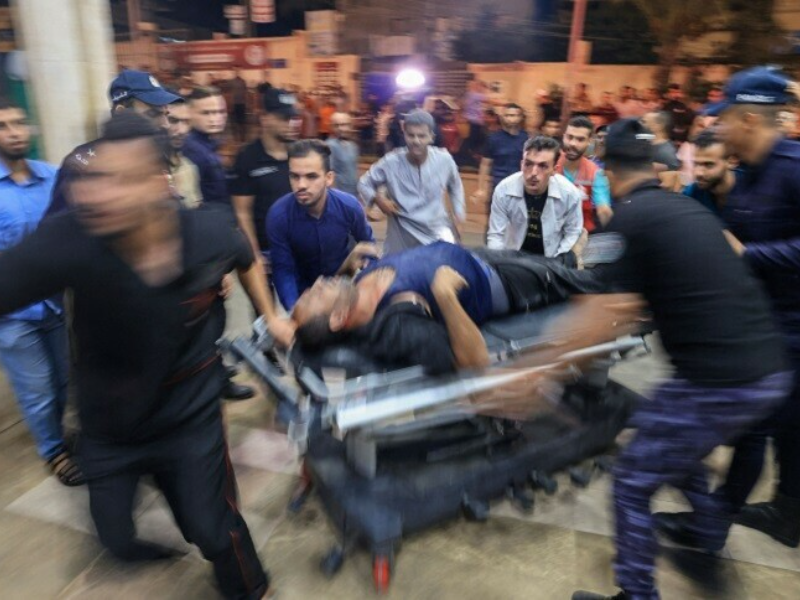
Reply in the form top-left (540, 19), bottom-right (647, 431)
top-left (127, 0), bottom-right (142, 42)
top-left (561, 0), bottom-right (588, 123)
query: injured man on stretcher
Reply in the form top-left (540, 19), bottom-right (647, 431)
top-left (291, 241), bottom-right (609, 374)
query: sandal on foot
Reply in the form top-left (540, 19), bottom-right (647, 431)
top-left (48, 451), bottom-right (86, 487)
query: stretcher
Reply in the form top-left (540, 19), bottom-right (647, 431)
top-left (221, 303), bottom-right (649, 593)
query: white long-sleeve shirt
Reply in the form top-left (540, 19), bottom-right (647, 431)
top-left (358, 147), bottom-right (465, 254)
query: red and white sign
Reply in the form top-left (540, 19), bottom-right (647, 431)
top-left (158, 40), bottom-right (271, 71)
top-left (251, 0), bottom-right (275, 24)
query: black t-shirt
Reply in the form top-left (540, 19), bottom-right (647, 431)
top-left (596, 180), bottom-right (785, 386)
top-left (521, 191), bottom-right (548, 256)
top-left (0, 206), bottom-right (254, 442)
top-left (229, 139), bottom-right (292, 251)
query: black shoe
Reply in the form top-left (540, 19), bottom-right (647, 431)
top-left (572, 591), bottom-right (628, 600)
top-left (652, 511), bottom-right (719, 552)
top-left (222, 380), bottom-right (255, 401)
top-left (225, 364), bottom-right (240, 378)
top-left (735, 494), bottom-right (800, 548)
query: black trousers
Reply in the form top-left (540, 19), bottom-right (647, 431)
top-left (81, 413), bottom-right (268, 599)
top-left (717, 354), bottom-right (800, 506)
top-left (474, 248), bottom-right (604, 312)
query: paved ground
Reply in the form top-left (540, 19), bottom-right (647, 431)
top-left (1, 217), bottom-right (800, 599)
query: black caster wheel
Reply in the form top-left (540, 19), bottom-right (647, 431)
top-left (530, 470), bottom-right (558, 495)
top-left (569, 466), bottom-right (592, 488)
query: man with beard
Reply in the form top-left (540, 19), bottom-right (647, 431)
top-left (358, 110), bottom-right (465, 254)
top-left (268, 140), bottom-right (374, 312)
top-left (230, 88), bottom-right (297, 271)
top-left (556, 116), bottom-right (614, 231)
top-left (46, 69), bottom-right (180, 216)
top-left (166, 98), bottom-right (202, 208)
top-left (472, 103), bottom-right (528, 213)
top-left (682, 129), bottom-right (736, 216)
top-left (0, 98), bottom-right (78, 486)
top-left (487, 136), bottom-right (584, 264)
top-left (0, 112), bottom-right (282, 598)
top-left (655, 66), bottom-right (800, 552)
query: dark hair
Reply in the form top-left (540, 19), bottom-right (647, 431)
top-left (403, 109), bottom-right (436, 132)
top-left (99, 111), bottom-right (170, 169)
top-left (288, 139), bottom-right (332, 172)
top-left (0, 97), bottom-right (23, 111)
top-left (668, 83), bottom-right (681, 91)
top-left (567, 115), bottom-right (594, 133)
top-left (694, 128), bottom-right (723, 150)
top-left (187, 86), bottom-right (222, 102)
top-left (604, 155), bottom-right (653, 175)
top-left (111, 96), bottom-right (136, 111)
top-left (523, 135), bottom-right (561, 163)
top-left (647, 111), bottom-right (671, 133)
top-left (295, 315), bottom-right (350, 351)
top-left (595, 125), bottom-right (608, 134)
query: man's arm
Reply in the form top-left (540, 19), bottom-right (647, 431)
top-left (725, 231), bottom-right (800, 274)
top-left (347, 198), bottom-right (375, 243)
top-left (486, 188), bottom-right (511, 250)
top-left (431, 266), bottom-right (490, 370)
top-left (472, 157), bottom-right (494, 204)
top-left (235, 260), bottom-right (295, 347)
top-left (265, 206), bottom-right (300, 311)
top-left (231, 195), bottom-right (261, 259)
top-left (0, 220), bottom-right (69, 315)
top-left (556, 187), bottom-right (585, 256)
top-left (446, 154), bottom-right (466, 222)
top-left (593, 170), bottom-right (614, 227)
top-left (357, 158), bottom-right (388, 206)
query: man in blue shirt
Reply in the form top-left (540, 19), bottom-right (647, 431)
top-left (182, 86), bottom-right (230, 205)
top-left (682, 129), bottom-right (736, 216)
top-left (473, 103), bottom-right (528, 212)
top-left (0, 98), bottom-right (79, 485)
top-left (655, 66), bottom-right (800, 553)
top-left (267, 139), bottom-right (374, 311)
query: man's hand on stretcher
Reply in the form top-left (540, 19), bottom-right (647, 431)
top-left (338, 242), bottom-right (381, 277)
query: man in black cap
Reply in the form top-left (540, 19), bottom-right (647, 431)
top-left (572, 118), bottom-right (790, 600)
top-left (46, 69), bottom-right (180, 216)
top-left (230, 88), bottom-right (297, 273)
top-left (656, 66), bottom-right (800, 550)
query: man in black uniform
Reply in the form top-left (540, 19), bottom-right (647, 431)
top-left (0, 113), bottom-right (287, 599)
top-left (572, 119), bottom-right (790, 600)
top-left (230, 88), bottom-right (297, 270)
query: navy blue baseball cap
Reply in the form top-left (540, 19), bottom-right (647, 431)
top-left (108, 70), bottom-right (181, 106)
top-left (705, 66), bottom-right (793, 116)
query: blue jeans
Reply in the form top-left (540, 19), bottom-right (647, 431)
top-left (0, 311), bottom-right (69, 461)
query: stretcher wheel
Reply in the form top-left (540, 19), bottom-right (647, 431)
top-left (595, 455), bottom-right (614, 473)
top-left (320, 547), bottom-right (345, 578)
top-left (569, 466), bottom-right (592, 488)
top-left (530, 470), bottom-right (558, 495)
top-left (372, 553), bottom-right (393, 594)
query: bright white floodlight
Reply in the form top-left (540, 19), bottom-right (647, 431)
top-left (396, 68), bottom-right (426, 91)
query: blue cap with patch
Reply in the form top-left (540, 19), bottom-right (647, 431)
top-left (108, 69), bottom-right (180, 106)
top-left (705, 66), bottom-right (793, 116)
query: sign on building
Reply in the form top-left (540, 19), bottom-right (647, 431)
top-left (251, 0), bottom-right (276, 24)
top-left (306, 10), bottom-right (338, 56)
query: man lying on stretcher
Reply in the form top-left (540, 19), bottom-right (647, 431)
top-left (292, 241), bottom-right (605, 374)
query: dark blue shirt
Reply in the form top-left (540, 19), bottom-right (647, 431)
top-left (268, 188), bottom-right (374, 311)
top-left (720, 139), bottom-right (800, 352)
top-left (182, 130), bottom-right (229, 204)
top-left (683, 183), bottom-right (722, 216)
top-left (0, 159), bottom-right (62, 320)
top-left (486, 129), bottom-right (528, 188)
top-left (357, 242), bottom-right (493, 326)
